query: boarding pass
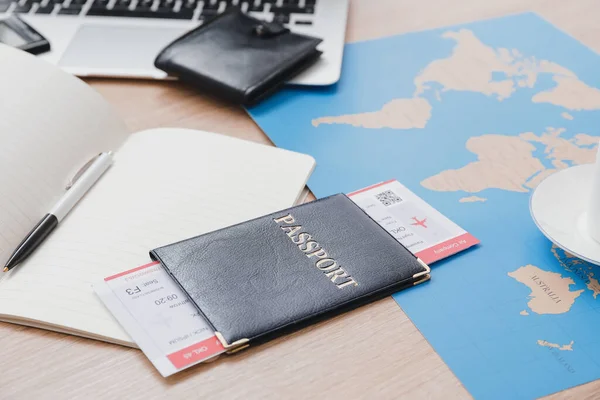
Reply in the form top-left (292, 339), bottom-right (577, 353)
top-left (94, 261), bottom-right (224, 377)
top-left (348, 179), bottom-right (479, 264)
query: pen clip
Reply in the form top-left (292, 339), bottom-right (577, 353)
top-left (66, 153), bottom-right (103, 190)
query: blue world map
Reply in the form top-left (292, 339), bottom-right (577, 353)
top-left (249, 13), bottom-right (600, 399)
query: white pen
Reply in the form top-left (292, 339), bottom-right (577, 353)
top-left (3, 151), bottom-right (113, 272)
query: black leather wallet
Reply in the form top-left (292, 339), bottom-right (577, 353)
top-left (154, 9), bottom-right (323, 105)
top-left (150, 194), bottom-right (430, 354)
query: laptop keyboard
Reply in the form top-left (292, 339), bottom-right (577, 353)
top-left (0, 0), bottom-right (317, 23)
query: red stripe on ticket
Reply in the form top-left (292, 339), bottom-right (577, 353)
top-left (415, 233), bottom-right (480, 264)
top-left (104, 261), bottom-right (160, 281)
top-left (167, 336), bottom-right (224, 369)
top-left (347, 179), bottom-right (397, 197)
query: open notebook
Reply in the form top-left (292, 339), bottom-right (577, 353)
top-left (0, 45), bottom-right (315, 347)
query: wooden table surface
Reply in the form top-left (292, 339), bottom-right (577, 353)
top-left (2, 1), bottom-right (600, 398)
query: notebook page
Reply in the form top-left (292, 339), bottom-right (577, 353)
top-left (0, 128), bottom-right (315, 345)
top-left (0, 45), bottom-right (129, 266)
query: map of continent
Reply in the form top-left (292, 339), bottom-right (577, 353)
top-left (312, 98), bottom-right (431, 129)
top-left (508, 264), bottom-right (584, 314)
top-left (311, 29), bottom-right (600, 130)
top-left (509, 246), bottom-right (600, 316)
top-left (421, 128), bottom-right (599, 196)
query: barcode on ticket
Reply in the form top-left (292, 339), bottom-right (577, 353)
top-left (375, 190), bottom-right (403, 206)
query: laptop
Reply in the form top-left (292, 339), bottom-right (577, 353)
top-left (1, 0), bottom-right (348, 85)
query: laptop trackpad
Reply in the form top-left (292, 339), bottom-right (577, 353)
top-left (58, 24), bottom-right (187, 77)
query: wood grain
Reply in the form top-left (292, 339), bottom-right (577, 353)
top-left (2, 1), bottom-right (600, 398)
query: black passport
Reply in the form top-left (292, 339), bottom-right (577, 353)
top-left (150, 194), bottom-right (430, 353)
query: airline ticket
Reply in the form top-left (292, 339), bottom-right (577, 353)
top-left (94, 261), bottom-right (224, 377)
top-left (348, 179), bottom-right (479, 264)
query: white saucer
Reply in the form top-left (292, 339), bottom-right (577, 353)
top-left (530, 164), bottom-right (600, 265)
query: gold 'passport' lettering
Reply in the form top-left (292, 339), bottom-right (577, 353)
top-left (273, 213), bottom-right (358, 289)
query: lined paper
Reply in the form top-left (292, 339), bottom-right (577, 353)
top-left (0, 44), bottom-right (129, 266)
top-left (0, 129), bottom-right (315, 346)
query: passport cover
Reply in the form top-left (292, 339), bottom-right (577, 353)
top-left (150, 194), bottom-right (430, 353)
top-left (154, 9), bottom-right (322, 105)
